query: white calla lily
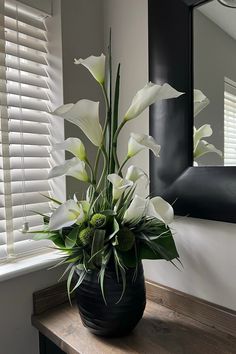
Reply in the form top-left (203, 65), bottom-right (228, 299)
top-left (128, 133), bottom-right (161, 158)
top-left (53, 99), bottom-right (103, 146)
top-left (147, 197), bottom-right (174, 225)
top-left (48, 200), bottom-right (85, 230)
top-left (194, 124), bottom-right (212, 151)
top-left (51, 137), bottom-right (86, 161)
top-left (125, 165), bottom-right (149, 185)
top-left (194, 140), bottom-right (223, 159)
top-left (124, 195), bottom-right (148, 223)
top-left (124, 82), bottom-right (183, 121)
top-left (107, 174), bottom-right (133, 201)
top-left (74, 54), bottom-right (106, 84)
top-left (48, 157), bottom-right (89, 182)
top-left (194, 89), bottom-right (210, 117)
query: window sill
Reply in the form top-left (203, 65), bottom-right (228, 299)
top-left (0, 251), bottom-right (64, 282)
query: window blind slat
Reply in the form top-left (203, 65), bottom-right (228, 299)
top-left (0, 0), bottom-right (54, 260)
top-left (1, 120), bottom-right (49, 135)
top-left (0, 67), bottom-right (48, 88)
top-left (0, 132), bottom-right (50, 145)
top-left (1, 6), bottom-right (46, 31)
top-left (224, 79), bottom-right (236, 166)
top-left (0, 145), bottom-right (50, 157)
top-left (0, 157), bottom-right (50, 169)
top-left (1, 16), bottom-right (47, 41)
top-left (0, 180), bottom-right (51, 194)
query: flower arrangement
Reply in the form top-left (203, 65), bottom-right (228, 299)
top-left (33, 47), bottom-right (184, 303)
top-left (193, 89), bottom-right (222, 163)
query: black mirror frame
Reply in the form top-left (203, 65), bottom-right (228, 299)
top-left (148, 0), bottom-right (236, 223)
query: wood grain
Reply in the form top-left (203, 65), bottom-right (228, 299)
top-left (146, 280), bottom-right (236, 338)
top-left (33, 281), bottom-right (74, 316)
top-left (32, 299), bottom-right (236, 354)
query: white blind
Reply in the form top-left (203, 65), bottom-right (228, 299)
top-left (224, 78), bottom-right (236, 166)
top-left (0, 0), bottom-right (53, 260)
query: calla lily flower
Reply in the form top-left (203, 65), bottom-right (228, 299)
top-left (124, 195), bottom-right (148, 223)
top-left (53, 99), bottom-right (103, 147)
top-left (194, 124), bottom-right (212, 152)
top-left (125, 165), bottom-right (149, 185)
top-left (194, 89), bottom-right (210, 117)
top-left (147, 197), bottom-right (174, 225)
top-left (124, 82), bottom-right (183, 121)
top-left (48, 157), bottom-right (89, 182)
top-left (48, 200), bottom-right (85, 230)
top-left (74, 54), bottom-right (106, 85)
top-left (128, 133), bottom-right (161, 158)
top-left (194, 140), bottom-right (223, 159)
top-left (107, 174), bottom-right (133, 201)
top-left (51, 138), bottom-right (86, 161)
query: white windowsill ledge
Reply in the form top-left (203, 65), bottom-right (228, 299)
top-left (0, 251), bottom-right (64, 282)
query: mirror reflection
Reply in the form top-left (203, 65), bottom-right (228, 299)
top-left (194, 0), bottom-right (236, 166)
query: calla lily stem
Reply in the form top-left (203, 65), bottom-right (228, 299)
top-left (118, 156), bottom-right (130, 175)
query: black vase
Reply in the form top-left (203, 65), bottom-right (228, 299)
top-left (75, 262), bottom-right (146, 337)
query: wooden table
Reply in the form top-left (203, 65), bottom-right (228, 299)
top-left (32, 299), bottom-right (236, 354)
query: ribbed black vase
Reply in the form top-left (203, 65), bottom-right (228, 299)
top-left (75, 262), bottom-right (146, 337)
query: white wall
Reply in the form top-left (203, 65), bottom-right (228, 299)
top-left (61, 0), bottom-right (104, 199)
top-left (103, 0), bottom-right (236, 311)
top-left (0, 267), bottom-right (64, 354)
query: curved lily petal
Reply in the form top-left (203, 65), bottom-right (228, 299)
top-left (48, 200), bottom-right (85, 230)
top-left (194, 140), bottom-right (223, 159)
top-left (74, 54), bottom-right (105, 85)
top-left (54, 99), bottom-right (103, 146)
top-left (124, 195), bottom-right (148, 223)
top-left (128, 133), bottom-right (161, 158)
top-left (48, 157), bottom-right (89, 182)
top-left (194, 124), bottom-right (212, 151)
top-left (126, 165), bottom-right (149, 186)
top-left (194, 89), bottom-right (210, 117)
top-left (51, 137), bottom-right (86, 161)
top-left (107, 173), bottom-right (133, 201)
top-left (124, 82), bottom-right (183, 121)
top-left (147, 197), bottom-right (174, 225)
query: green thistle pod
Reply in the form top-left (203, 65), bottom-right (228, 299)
top-left (79, 227), bottom-right (93, 246)
top-left (90, 213), bottom-right (106, 228)
top-left (116, 227), bottom-right (135, 252)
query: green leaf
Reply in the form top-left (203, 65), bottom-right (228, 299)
top-left (40, 193), bottom-right (62, 205)
top-left (118, 248), bottom-right (137, 268)
top-left (33, 232), bottom-right (58, 240)
top-left (91, 229), bottom-right (106, 267)
top-left (101, 209), bottom-right (117, 216)
top-left (113, 248), bottom-right (126, 304)
top-left (99, 248), bottom-right (112, 305)
top-left (139, 229), bottom-right (179, 261)
top-left (65, 227), bottom-right (80, 249)
top-left (71, 268), bottom-right (87, 292)
top-left (108, 218), bottom-right (120, 240)
top-left (67, 265), bottom-right (76, 305)
top-left (109, 63), bottom-right (121, 173)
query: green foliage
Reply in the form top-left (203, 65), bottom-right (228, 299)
top-left (116, 227), bottom-right (135, 252)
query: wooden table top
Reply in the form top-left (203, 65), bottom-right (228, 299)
top-left (32, 299), bottom-right (236, 354)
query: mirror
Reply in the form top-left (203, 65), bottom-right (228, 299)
top-left (194, 0), bottom-right (236, 166)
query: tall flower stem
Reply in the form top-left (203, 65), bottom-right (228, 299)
top-left (85, 159), bottom-right (95, 184)
top-left (117, 156), bottom-right (130, 175)
top-left (94, 84), bottom-right (110, 181)
top-left (97, 146), bottom-right (109, 190)
top-left (112, 120), bottom-right (126, 173)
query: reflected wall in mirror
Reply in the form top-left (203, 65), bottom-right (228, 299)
top-left (194, 0), bottom-right (236, 166)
